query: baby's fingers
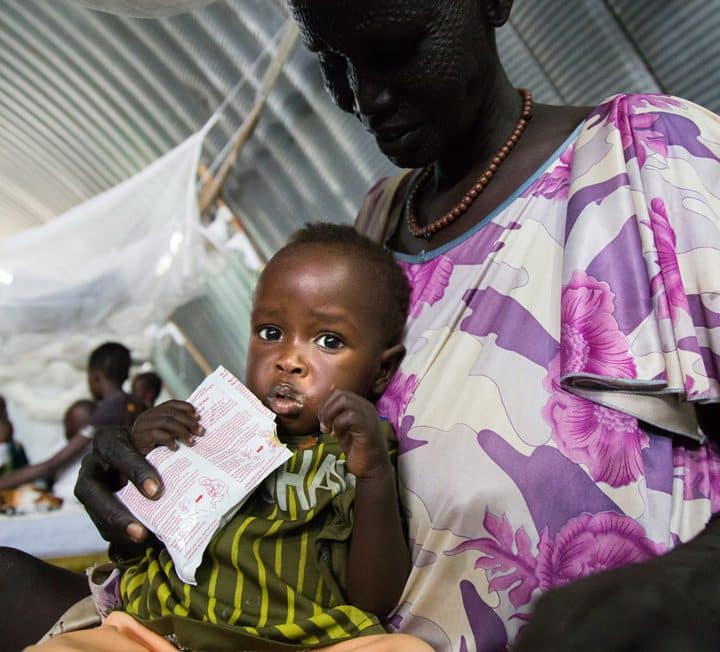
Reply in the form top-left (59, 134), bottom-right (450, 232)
top-left (132, 401), bottom-right (203, 452)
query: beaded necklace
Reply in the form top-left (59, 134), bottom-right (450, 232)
top-left (406, 88), bottom-right (533, 241)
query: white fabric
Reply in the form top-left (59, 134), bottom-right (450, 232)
top-left (52, 457), bottom-right (85, 504)
top-left (65, 1), bottom-right (216, 18)
top-left (0, 504), bottom-right (107, 557)
top-left (0, 124), bottom-right (211, 422)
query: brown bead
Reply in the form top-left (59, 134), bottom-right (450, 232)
top-left (468, 188), bottom-right (478, 198)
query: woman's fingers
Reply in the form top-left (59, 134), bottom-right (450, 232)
top-left (96, 427), bottom-right (164, 496)
top-left (74, 447), bottom-right (152, 543)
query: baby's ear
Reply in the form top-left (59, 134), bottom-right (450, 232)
top-left (372, 344), bottom-right (406, 397)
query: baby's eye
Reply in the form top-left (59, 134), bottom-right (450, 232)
top-left (315, 333), bottom-right (345, 350)
top-left (257, 326), bottom-right (282, 341)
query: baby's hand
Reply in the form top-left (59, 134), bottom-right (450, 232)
top-left (318, 389), bottom-right (391, 479)
top-left (130, 400), bottom-right (203, 455)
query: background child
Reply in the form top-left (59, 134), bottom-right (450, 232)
top-left (130, 372), bottom-right (163, 413)
top-left (0, 395), bottom-right (29, 475)
top-left (0, 342), bottom-right (137, 493)
top-left (34, 223), bottom-right (415, 652)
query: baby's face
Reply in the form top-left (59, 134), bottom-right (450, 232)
top-left (245, 245), bottom-right (386, 438)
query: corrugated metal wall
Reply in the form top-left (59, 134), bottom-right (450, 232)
top-left (2, 0), bottom-right (719, 395)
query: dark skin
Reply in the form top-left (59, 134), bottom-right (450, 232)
top-left (68, 0), bottom-right (720, 649)
top-left (83, 245), bottom-right (410, 618)
top-left (0, 396), bottom-right (13, 444)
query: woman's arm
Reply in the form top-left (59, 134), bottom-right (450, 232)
top-left (0, 432), bottom-right (91, 491)
top-left (319, 390), bottom-right (410, 617)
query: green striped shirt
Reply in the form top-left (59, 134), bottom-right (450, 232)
top-left (121, 423), bottom-right (396, 650)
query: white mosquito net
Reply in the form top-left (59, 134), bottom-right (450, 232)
top-left (0, 123), bottom-right (210, 457)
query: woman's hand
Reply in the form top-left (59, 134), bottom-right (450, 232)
top-left (74, 400), bottom-right (202, 544)
top-left (318, 389), bottom-right (391, 479)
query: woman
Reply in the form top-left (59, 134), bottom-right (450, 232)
top-left (7, 1), bottom-right (720, 650)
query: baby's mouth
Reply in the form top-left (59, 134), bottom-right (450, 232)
top-left (267, 384), bottom-right (304, 418)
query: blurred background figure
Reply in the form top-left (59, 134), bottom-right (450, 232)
top-left (0, 342), bottom-right (136, 495)
top-left (0, 395), bottom-right (29, 476)
top-left (130, 371), bottom-right (163, 413)
top-left (62, 400), bottom-right (96, 443)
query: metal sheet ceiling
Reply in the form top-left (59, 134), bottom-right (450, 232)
top-left (2, 0), bottom-right (719, 394)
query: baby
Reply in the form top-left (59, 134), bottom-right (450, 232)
top-left (50, 223), bottom-right (413, 652)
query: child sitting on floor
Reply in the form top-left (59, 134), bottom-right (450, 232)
top-left (31, 223), bottom-right (426, 652)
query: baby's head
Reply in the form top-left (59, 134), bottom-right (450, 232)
top-left (63, 399), bottom-right (96, 441)
top-left (131, 371), bottom-right (163, 410)
top-left (245, 223), bottom-right (410, 438)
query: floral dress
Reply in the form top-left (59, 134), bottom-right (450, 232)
top-left (360, 94), bottom-right (720, 651)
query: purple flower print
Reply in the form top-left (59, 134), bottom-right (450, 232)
top-left (559, 271), bottom-right (636, 378)
top-left (644, 198), bottom-right (689, 324)
top-left (592, 95), bottom-right (683, 168)
top-left (446, 510), bottom-right (664, 616)
top-left (541, 272), bottom-right (647, 486)
top-left (403, 255), bottom-right (454, 318)
top-left (377, 371), bottom-right (418, 432)
top-left (543, 357), bottom-right (649, 486)
top-left (673, 442), bottom-right (720, 511)
top-left (524, 145), bottom-right (574, 200)
top-left (447, 510), bottom-right (539, 609)
top-left (535, 512), bottom-right (666, 589)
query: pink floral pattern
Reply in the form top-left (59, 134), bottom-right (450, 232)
top-left (558, 271), bottom-right (636, 378)
top-left (524, 145), bottom-right (574, 199)
top-left (542, 272), bottom-right (647, 486)
top-left (543, 358), bottom-right (649, 486)
top-left (446, 510), bottom-right (539, 610)
top-left (447, 510), bottom-right (665, 615)
top-left (596, 95), bottom-right (683, 168)
top-left (535, 512), bottom-right (666, 589)
top-left (645, 198), bottom-right (690, 323)
top-left (377, 370), bottom-right (418, 432)
top-left (401, 255), bottom-right (454, 318)
top-left (674, 443), bottom-right (720, 511)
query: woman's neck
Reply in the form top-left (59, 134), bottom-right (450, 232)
top-left (433, 79), bottom-right (523, 192)
top-left (387, 102), bottom-right (592, 256)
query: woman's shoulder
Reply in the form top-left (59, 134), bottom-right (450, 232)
top-left (576, 92), bottom-right (720, 172)
top-left (587, 92), bottom-right (720, 129)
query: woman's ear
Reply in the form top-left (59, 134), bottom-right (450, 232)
top-left (372, 344), bottom-right (406, 397)
top-left (484, 0), bottom-right (513, 28)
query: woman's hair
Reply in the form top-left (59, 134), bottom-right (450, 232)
top-left (88, 342), bottom-right (131, 385)
top-left (287, 222), bottom-right (411, 346)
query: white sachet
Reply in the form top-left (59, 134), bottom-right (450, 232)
top-left (117, 365), bottom-right (290, 584)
